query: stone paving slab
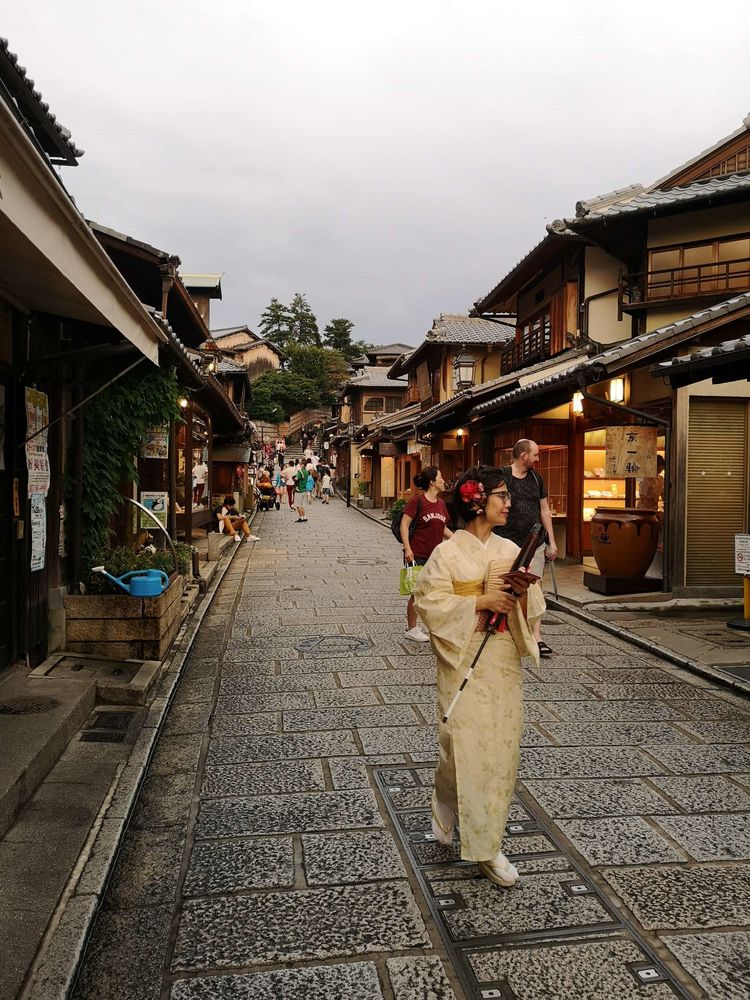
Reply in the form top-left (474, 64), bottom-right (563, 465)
top-left (650, 774), bottom-right (750, 812)
top-left (642, 744), bottom-right (750, 774)
top-left (131, 770), bottom-right (195, 830)
top-left (546, 700), bottom-right (691, 722)
top-left (518, 747), bottom-right (662, 779)
top-left (339, 667), bottom-right (436, 687)
top-left (182, 837), bottom-right (295, 896)
top-left (219, 672), bottom-right (338, 693)
top-left (194, 789), bottom-right (382, 838)
top-left (170, 962), bottom-right (385, 1000)
top-left (601, 863), bottom-right (750, 929)
top-left (302, 829), bottom-right (406, 884)
top-left (467, 938), bottom-right (677, 1000)
top-left (312, 687), bottom-right (380, 707)
top-left (328, 758), bottom-right (371, 789)
top-left (652, 813), bottom-right (750, 861)
top-left (662, 931), bottom-right (750, 1000)
top-left (523, 778), bottom-right (677, 817)
top-left (210, 712), bottom-right (279, 737)
top-left (386, 956), bottom-right (456, 1000)
top-left (216, 692), bottom-right (313, 712)
top-left (201, 760), bottom-right (325, 797)
top-left (677, 720), bottom-right (750, 742)
top-left (279, 655), bottom-right (391, 674)
top-left (206, 730), bottom-right (358, 765)
top-left (664, 696), bottom-right (750, 720)
top-left (539, 722), bottom-right (699, 746)
top-left (171, 880), bottom-right (429, 971)
top-left (282, 704), bottom-right (419, 731)
top-left (104, 827), bottom-right (185, 910)
top-left (556, 816), bottom-right (686, 866)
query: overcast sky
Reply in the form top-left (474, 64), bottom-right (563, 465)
top-left (7, 2), bottom-right (750, 345)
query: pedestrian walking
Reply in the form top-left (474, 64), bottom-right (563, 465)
top-left (400, 466), bottom-right (453, 642)
top-left (283, 462), bottom-right (297, 509)
top-left (295, 461), bottom-right (308, 502)
top-left (274, 464), bottom-right (284, 510)
top-left (305, 467), bottom-right (315, 503)
top-left (494, 439), bottom-right (557, 658)
top-left (414, 466), bottom-right (540, 887)
top-left (192, 458), bottom-right (208, 505)
top-left (275, 437), bottom-right (286, 463)
top-left (321, 468), bottom-right (333, 503)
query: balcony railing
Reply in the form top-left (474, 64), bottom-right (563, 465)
top-left (499, 325), bottom-right (551, 376)
top-left (619, 257), bottom-right (750, 316)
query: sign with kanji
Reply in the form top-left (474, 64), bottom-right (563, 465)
top-left (605, 425), bottom-right (657, 478)
top-left (735, 534), bottom-right (750, 576)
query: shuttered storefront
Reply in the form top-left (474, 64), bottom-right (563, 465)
top-left (686, 398), bottom-right (748, 587)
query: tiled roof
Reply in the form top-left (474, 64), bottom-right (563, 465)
top-left (653, 333), bottom-right (750, 377)
top-left (428, 315), bottom-right (515, 344)
top-left (0, 37), bottom-right (83, 165)
top-left (368, 342), bottom-right (414, 355)
top-left (211, 325), bottom-right (258, 340)
top-left (473, 231), bottom-right (580, 312)
top-left (649, 114), bottom-right (750, 191)
top-left (561, 173), bottom-right (750, 228)
top-left (470, 293), bottom-right (750, 418)
top-left (88, 221), bottom-right (175, 262)
top-left (344, 365), bottom-right (407, 390)
top-left (215, 356), bottom-right (246, 374)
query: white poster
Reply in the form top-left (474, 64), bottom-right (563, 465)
top-left (140, 490), bottom-right (168, 528)
top-left (30, 494), bottom-right (46, 572)
top-left (25, 387), bottom-right (50, 497)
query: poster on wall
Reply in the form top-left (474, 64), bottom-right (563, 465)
top-left (143, 425), bottom-right (169, 460)
top-left (30, 494), bottom-right (46, 572)
top-left (605, 426), bottom-right (657, 478)
top-left (25, 387), bottom-right (50, 496)
top-left (140, 491), bottom-right (168, 528)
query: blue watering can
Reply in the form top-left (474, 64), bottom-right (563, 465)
top-left (92, 567), bottom-right (169, 597)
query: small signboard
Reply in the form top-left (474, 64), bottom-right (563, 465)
top-left (735, 534), bottom-right (750, 576)
top-left (605, 425), bottom-right (657, 478)
top-left (140, 491), bottom-right (168, 528)
top-left (142, 425), bottom-right (169, 459)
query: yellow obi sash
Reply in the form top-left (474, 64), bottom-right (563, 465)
top-left (452, 580), bottom-right (483, 597)
top-left (452, 578), bottom-right (539, 662)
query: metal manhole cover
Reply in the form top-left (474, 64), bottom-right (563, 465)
top-left (295, 636), bottom-right (372, 654)
top-left (337, 556), bottom-right (386, 565)
top-left (0, 697), bottom-right (60, 715)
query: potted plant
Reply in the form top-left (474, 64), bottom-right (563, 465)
top-left (357, 480), bottom-right (374, 509)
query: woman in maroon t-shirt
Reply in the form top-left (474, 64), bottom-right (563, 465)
top-left (401, 466), bottom-right (453, 642)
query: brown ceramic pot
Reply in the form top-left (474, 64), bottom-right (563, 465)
top-left (590, 507), bottom-right (659, 578)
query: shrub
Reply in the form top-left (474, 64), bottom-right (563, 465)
top-left (388, 498), bottom-right (407, 521)
top-left (86, 542), bottom-right (192, 594)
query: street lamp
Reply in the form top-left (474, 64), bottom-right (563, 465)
top-left (453, 353), bottom-right (476, 389)
top-left (346, 421), bottom-right (355, 507)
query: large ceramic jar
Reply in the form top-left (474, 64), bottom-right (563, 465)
top-left (591, 507), bottom-right (659, 578)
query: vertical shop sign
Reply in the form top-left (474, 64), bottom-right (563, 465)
top-left (605, 426), bottom-right (657, 478)
top-left (25, 387), bottom-right (50, 496)
top-left (30, 494), bottom-right (46, 571)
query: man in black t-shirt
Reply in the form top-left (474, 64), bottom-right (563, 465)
top-left (494, 439), bottom-right (558, 656)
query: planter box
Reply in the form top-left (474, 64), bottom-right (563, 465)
top-left (359, 497), bottom-right (375, 509)
top-left (64, 574), bottom-right (185, 661)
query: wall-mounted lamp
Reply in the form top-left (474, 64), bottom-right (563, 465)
top-left (453, 353), bottom-right (476, 389)
top-left (456, 428), bottom-right (464, 438)
top-left (572, 392), bottom-right (583, 414)
top-left (179, 397), bottom-right (189, 409)
top-left (609, 378), bottom-right (625, 403)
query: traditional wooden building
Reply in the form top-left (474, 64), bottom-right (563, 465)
top-left (0, 40), bottom-right (165, 668)
top-left (210, 325), bottom-right (283, 381)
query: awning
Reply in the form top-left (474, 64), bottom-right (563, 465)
top-left (0, 102), bottom-right (165, 363)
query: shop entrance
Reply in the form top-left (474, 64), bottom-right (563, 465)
top-left (0, 376), bottom-right (11, 671)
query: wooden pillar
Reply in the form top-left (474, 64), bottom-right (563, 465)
top-left (168, 418), bottom-right (177, 539)
top-left (567, 409), bottom-right (584, 562)
top-left (206, 413), bottom-right (214, 509)
top-left (184, 404), bottom-right (193, 543)
top-left (70, 371), bottom-right (85, 589)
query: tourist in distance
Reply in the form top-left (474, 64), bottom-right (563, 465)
top-left (400, 466), bottom-right (453, 642)
top-left (414, 466), bottom-right (542, 887)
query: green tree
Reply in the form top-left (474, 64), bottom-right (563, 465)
top-left (322, 317), bottom-right (354, 354)
top-left (247, 370), bottom-right (321, 421)
top-left (289, 292), bottom-right (320, 346)
top-left (258, 297), bottom-right (293, 350)
top-left (285, 344), bottom-right (349, 404)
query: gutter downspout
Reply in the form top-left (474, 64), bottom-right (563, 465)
top-left (576, 377), bottom-right (671, 593)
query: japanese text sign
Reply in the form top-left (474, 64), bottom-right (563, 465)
top-left (605, 425), bottom-right (657, 478)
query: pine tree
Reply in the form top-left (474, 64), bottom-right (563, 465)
top-left (289, 292), bottom-right (320, 346)
top-left (258, 297), bottom-right (293, 349)
top-left (323, 317), bottom-right (354, 354)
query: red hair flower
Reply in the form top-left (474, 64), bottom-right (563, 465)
top-left (459, 479), bottom-right (486, 510)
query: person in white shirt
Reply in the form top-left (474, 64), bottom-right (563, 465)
top-left (192, 460), bottom-right (208, 504)
top-left (321, 471), bottom-right (333, 504)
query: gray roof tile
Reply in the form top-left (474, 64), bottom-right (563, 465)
top-left (428, 315), bottom-right (515, 344)
top-left (344, 366), bottom-right (407, 390)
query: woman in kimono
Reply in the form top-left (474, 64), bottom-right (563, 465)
top-left (414, 465), bottom-right (541, 888)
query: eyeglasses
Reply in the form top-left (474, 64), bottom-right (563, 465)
top-left (488, 490), bottom-right (511, 502)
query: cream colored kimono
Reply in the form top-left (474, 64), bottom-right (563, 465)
top-left (414, 530), bottom-right (540, 862)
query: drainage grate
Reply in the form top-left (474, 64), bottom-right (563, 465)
top-left (0, 697), bottom-right (60, 715)
top-left (375, 766), bottom-right (690, 999)
top-left (85, 711), bottom-right (135, 732)
top-left (295, 635), bottom-right (372, 655)
top-left (80, 730), bottom-right (127, 743)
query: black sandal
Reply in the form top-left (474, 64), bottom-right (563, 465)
top-left (537, 640), bottom-right (553, 658)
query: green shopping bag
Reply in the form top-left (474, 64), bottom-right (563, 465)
top-left (399, 562), bottom-right (423, 596)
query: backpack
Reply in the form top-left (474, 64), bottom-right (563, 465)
top-left (391, 498), bottom-right (421, 543)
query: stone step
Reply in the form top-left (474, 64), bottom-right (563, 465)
top-left (0, 668), bottom-right (96, 838)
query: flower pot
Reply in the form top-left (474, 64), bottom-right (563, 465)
top-left (590, 507), bottom-right (659, 578)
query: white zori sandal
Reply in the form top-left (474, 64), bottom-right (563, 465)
top-left (431, 793), bottom-right (457, 847)
top-left (478, 850), bottom-right (519, 887)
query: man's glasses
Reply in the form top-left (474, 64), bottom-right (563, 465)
top-left (488, 490), bottom-right (511, 502)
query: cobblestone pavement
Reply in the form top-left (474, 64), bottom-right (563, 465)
top-left (72, 500), bottom-right (750, 1000)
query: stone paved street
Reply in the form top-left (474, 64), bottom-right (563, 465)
top-left (72, 499), bottom-right (750, 1000)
